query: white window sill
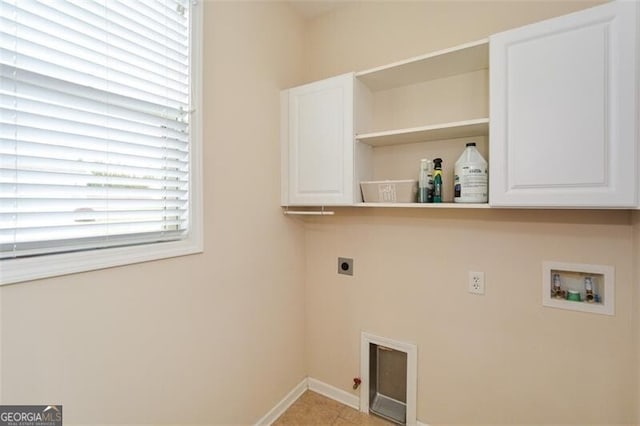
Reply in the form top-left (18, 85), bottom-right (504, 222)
top-left (0, 236), bottom-right (203, 286)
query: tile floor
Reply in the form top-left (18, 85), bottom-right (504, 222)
top-left (273, 390), bottom-right (393, 426)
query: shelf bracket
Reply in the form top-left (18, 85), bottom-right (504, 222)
top-left (283, 206), bottom-right (335, 216)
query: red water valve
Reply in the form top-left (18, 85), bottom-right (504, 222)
top-left (353, 377), bottom-right (361, 390)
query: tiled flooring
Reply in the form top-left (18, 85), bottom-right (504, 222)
top-left (273, 391), bottom-right (393, 426)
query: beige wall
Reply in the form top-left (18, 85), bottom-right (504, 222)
top-left (305, 209), bottom-right (635, 424)
top-left (303, 0), bottom-right (605, 83)
top-left (0, 1), bottom-right (307, 424)
top-left (302, 1), bottom-right (637, 424)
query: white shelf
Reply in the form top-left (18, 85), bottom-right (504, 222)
top-left (356, 39), bottom-right (489, 91)
top-left (356, 202), bottom-right (490, 209)
top-left (356, 118), bottom-right (489, 147)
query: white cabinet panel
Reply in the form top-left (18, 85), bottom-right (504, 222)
top-left (490, 1), bottom-right (638, 207)
top-left (282, 74), bottom-right (355, 206)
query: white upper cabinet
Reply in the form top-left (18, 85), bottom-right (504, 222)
top-left (281, 1), bottom-right (638, 210)
top-left (281, 73), bottom-right (357, 206)
top-left (489, 1), bottom-right (638, 207)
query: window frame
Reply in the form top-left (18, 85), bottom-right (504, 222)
top-left (0, 1), bottom-right (204, 286)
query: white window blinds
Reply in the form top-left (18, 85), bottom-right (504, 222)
top-left (0, 0), bottom-right (193, 260)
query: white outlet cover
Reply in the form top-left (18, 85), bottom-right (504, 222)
top-left (468, 271), bottom-right (485, 295)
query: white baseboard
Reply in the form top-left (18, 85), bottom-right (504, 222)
top-left (255, 377), bottom-right (308, 426)
top-left (307, 377), bottom-right (359, 410)
top-left (256, 376), bottom-right (430, 426)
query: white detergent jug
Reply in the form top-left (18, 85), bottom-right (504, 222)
top-left (454, 142), bottom-right (488, 203)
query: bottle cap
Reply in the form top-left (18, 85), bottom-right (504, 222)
top-left (466, 142), bottom-right (476, 147)
top-left (433, 158), bottom-right (443, 169)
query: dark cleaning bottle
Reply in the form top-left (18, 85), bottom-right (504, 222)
top-left (433, 158), bottom-right (443, 203)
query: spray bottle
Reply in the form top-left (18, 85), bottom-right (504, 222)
top-left (433, 158), bottom-right (443, 203)
top-left (418, 159), bottom-right (434, 203)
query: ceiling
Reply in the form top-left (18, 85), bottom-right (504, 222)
top-left (287, 1), bottom-right (347, 19)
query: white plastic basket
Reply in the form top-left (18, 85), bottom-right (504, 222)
top-left (360, 180), bottom-right (418, 203)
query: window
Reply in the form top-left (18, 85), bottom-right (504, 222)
top-left (0, 0), bottom-right (203, 284)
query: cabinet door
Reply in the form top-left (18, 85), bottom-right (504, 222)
top-left (490, 1), bottom-right (637, 207)
top-left (282, 73), bottom-right (354, 206)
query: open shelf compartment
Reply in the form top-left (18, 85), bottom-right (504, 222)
top-left (356, 39), bottom-right (489, 91)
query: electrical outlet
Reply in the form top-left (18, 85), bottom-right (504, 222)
top-left (338, 257), bottom-right (353, 276)
top-left (468, 271), bottom-right (485, 295)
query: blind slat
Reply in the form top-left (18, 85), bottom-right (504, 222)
top-left (15, 1), bottom-right (189, 62)
top-left (1, 66), bottom-right (189, 122)
top-left (0, 169), bottom-right (188, 192)
top-left (0, 94), bottom-right (189, 143)
top-left (0, 79), bottom-right (190, 133)
top-left (0, 198), bottom-right (187, 214)
top-left (0, 23), bottom-right (189, 94)
top-left (2, 211), bottom-right (187, 229)
top-left (0, 37), bottom-right (188, 101)
top-left (0, 139), bottom-right (188, 171)
top-left (1, 183), bottom-right (187, 199)
top-left (106, 1), bottom-right (188, 43)
top-left (0, 153), bottom-right (188, 181)
top-left (3, 1), bottom-right (189, 75)
top-left (70, 0), bottom-right (189, 57)
top-left (123, 0), bottom-right (188, 36)
top-left (1, 122), bottom-right (189, 159)
top-left (1, 50), bottom-right (188, 108)
top-left (1, 220), bottom-right (185, 243)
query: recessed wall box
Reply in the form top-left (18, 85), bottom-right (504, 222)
top-left (542, 261), bottom-right (614, 316)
